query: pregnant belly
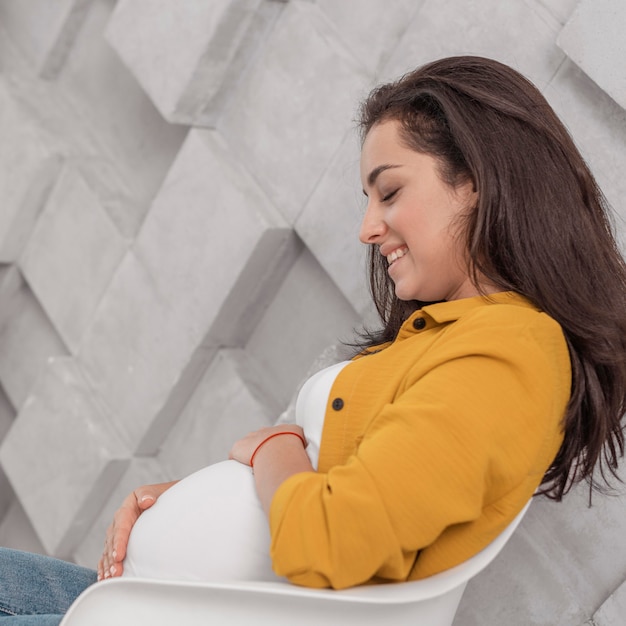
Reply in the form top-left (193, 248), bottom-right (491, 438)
top-left (123, 460), bottom-right (281, 582)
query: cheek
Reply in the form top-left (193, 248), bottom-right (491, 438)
top-left (405, 221), bottom-right (446, 256)
top-left (392, 211), bottom-right (427, 243)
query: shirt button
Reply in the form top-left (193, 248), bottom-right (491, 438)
top-left (331, 398), bottom-right (344, 411)
top-left (413, 317), bottom-right (426, 330)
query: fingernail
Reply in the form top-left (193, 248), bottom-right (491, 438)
top-left (140, 495), bottom-right (154, 503)
top-left (112, 550), bottom-right (117, 560)
top-left (104, 572), bottom-right (110, 579)
top-left (110, 565), bottom-right (116, 576)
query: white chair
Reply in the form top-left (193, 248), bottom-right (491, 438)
top-left (61, 501), bottom-right (530, 626)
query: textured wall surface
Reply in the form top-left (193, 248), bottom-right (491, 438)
top-left (0, 1), bottom-right (625, 624)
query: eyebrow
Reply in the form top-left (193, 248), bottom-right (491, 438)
top-left (363, 164), bottom-right (402, 194)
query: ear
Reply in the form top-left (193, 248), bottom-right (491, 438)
top-left (459, 178), bottom-right (478, 209)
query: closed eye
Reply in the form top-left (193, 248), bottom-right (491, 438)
top-left (381, 189), bottom-right (398, 202)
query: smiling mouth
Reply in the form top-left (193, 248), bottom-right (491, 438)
top-left (387, 246), bottom-right (408, 266)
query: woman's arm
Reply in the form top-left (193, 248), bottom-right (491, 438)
top-left (229, 424), bottom-right (314, 515)
top-left (98, 480), bottom-right (178, 580)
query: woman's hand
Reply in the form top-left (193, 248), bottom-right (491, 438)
top-left (229, 425), bottom-right (312, 515)
top-left (97, 481), bottom-right (177, 581)
top-left (229, 424), bottom-right (306, 467)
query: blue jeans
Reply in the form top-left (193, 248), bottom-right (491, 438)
top-left (0, 548), bottom-right (97, 625)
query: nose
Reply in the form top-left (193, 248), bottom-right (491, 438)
top-left (359, 202), bottom-right (387, 244)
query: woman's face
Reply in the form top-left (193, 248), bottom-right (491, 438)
top-left (359, 119), bottom-right (480, 303)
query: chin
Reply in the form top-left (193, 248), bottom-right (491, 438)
top-left (395, 289), bottom-right (421, 302)
top-left (393, 280), bottom-right (420, 301)
top-left (395, 286), bottom-right (442, 303)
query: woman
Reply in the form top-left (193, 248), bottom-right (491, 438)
top-left (2, 56), bottom-right (625, 623)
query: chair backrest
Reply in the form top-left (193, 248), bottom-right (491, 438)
top-left (61, 500), bottom-right (531, 626)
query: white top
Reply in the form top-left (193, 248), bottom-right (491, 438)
top-left (294, 359), bottom-right (350, 468)
top-left (123, 361), bottom-right (351, 582)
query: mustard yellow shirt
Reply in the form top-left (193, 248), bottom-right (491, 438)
top-left (269, 292), bottom-right (571, 589)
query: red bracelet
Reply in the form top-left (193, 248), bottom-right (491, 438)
top-left (249, 432), bottom-right (307, 467)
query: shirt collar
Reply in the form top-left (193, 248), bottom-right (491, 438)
top-left (415, 291), bottom-right (538, 326)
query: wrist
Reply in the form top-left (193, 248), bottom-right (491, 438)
top-left (249, 431), bottom-right (307, 467)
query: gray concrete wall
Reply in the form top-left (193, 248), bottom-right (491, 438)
top-left (0, 1), bottom-right (624, 624)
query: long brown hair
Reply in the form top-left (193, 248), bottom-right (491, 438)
top-left (356, 56), bottom-right (626, 500)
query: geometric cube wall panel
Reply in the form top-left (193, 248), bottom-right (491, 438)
top-left (244, 246), bottom-right (360, 410)
top-left (592, 579), bottom-right (626, 626)
top-left (0, 381), bottom-right (15, 442)
top-left (543, 61), bottom-right (626, 242)
top-left (558, 0), bottom-right (626, 110)
top-left (0, 0), bottom-right (92, 78)
top-left (133, 130), bottom-right (296, 350)
top-left (315, 0), bottom-right (419, 74)
top-left (19, 166), bottom-right (128, 352)
top-left (106, 0), bottom-right (273, 126)
top-left (0, 466), bottom-right (13, 522)
top-left (0, 267), bottom-right (68, 411)
top-left (0, 81), bottom-right (63, 262)
top-left (0, 357), bottom-right (130, 557)
top-left (218, 0), bottom-right (372, 223)
top-left (78, 129), bottom-right (294, 453)
top-left (33, 1), bottom-right (189, 240)
top-left (295, 131), bottom-right (373, 318)
top-left (157, 349), bottom-right (275, 479)
top-left (382, 0), bottom-right (566, 89)
top-left (0, 497), bottom-right (46, 556)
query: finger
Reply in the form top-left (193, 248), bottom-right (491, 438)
top-left (104, 525), bottom-right (117, 565)
top-left (135, 492), bottom-right (156, 510)
top-left (111, 521), bottom-right (133, 562)
top-left (100, 533), bottom-right (112, 578)
top-left (102, 552), bottom-right (111, 579)
top-left (104, 541), bottom-right (122, 578)
top-left (109, 500), bottom-right (139, 560)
